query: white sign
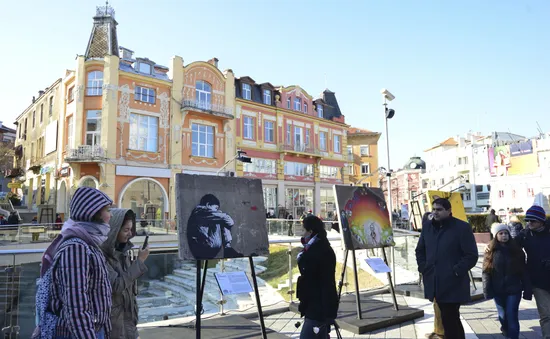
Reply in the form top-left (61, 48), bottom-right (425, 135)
top-left (365, 257), bottom-right (392, 274)
top-left (214, 271), bottom-right (253, 295)
top-left (44, 121), bottom-right (58, 155)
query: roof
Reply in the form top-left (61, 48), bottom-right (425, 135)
top-left (85, 6), bottom-right (119, 59)
top-left (348, 127), bottom-right (378, 135)
top-left (424, 137), bottom-right (458, 152)
top-left (320, 89), bottom-right (342, 120)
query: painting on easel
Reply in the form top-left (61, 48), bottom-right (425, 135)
top-left (334, 185), bottom-right (395, 250)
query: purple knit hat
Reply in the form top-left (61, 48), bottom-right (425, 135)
top-left (525, 205), bottom-right (546, 223)
top-left (70, 187), bottom-right (113, 222)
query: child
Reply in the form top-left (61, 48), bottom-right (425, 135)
top-left (102, 208), bottom-right (149, 339)
top-left (483, 223), bottom-right (532, 339)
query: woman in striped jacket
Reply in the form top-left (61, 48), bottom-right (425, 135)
top-left (50, 187), bottom-right (114, 339)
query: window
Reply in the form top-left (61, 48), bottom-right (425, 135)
top-left (195, 80), bottom-right (212, 109)
top-left (286, 125), bottom-right (291, 144)
top-left (410, 191), bottom-right (417, 200)
top-left (361, 163), bottom-right (370, 175)
top-left (347, 146), bottom-right (353, 155)
top-left (49, 97), bottom-right (53, 116)
top-left (284, 161), bottom-right (313, 176)
top-left (348, 164), bottom-right (355, 175)
top-left (317, 104), bottom-right (323, 118)
top-left (320, 166), bottom-right (341, 179)
top-left (242, 83), bottom-right (251, 100)
top-left (192, 123), bottom-right (214, 157)
top-left (320, 132), bottom-right (327, 151)
top-left (138, 63), bottom-right (152, 74)
top-left (32, 111), bottom-right (36, 128)
top-left (67, 116), bottom-right (74, 149)
top-left (86, 71), bottom-right (103, 96)
top-left (333, 135), bottom-right (341, 153)
top-left (294, 98), bottom-right (301, 111)
top-left (243, 158), bottom-right (277, 174)
top-left (305, 129), bottom-right (310, 146)
top-left (360, 145), bottom-right (370, 156)
top-left (363, 183), bottom-right (370, 187)
top-left (461, 193), bottom-right (471, 201)
top-left (40, 104), bottom-right (44, 123)
top-left (294, 127), bottom-right (303, 148)
top-left (458, 157), bottom-right (462, 165)
top-left (129, 113), bottom-right (158, 152)
top-left (286, 97), bottom-right (291, 109)
top-left (68, 87), bottom-right (74, 103)
top-left (304, 103), bottom-right (308, 113)
top-left (440, 178), bottom-right (445, 185)
top-left (263, 90), bottom-right (271, 105)
top-left (135, 86), bottom-right (156, 104)
top-left (85, 110), bottom-right (102, 147)
top-left (243, 116), bottom-right (254, 140)
top-left (264, 121), bottom-right (274, 142)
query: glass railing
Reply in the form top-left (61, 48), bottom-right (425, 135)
top-left (0, 229), bottom-right (422, 337)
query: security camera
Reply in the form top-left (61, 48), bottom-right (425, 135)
top-left (380, 88), bottom-right (395, 101)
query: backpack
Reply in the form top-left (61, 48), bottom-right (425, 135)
top-left (32, 236), bottom-right (92, 339)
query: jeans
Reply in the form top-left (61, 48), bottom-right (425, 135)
top-left (300, 318), bottom-right (330, 339)
top-left (493, 293), bottom-right (521, 339)
top-left (438, 303), bottom-right (465, 339)
top-left (533, 288), bottom-right (550, 339)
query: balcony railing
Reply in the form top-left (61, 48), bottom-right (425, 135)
top-left (279, 143), bottom-right (320, 155)
top-left (65, 145), bottom-right (105, 162)
top-left (181, 99), bottom-right (234, 118)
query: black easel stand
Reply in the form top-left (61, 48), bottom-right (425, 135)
top-left (195, 257), bottom-right (268, 339)
top-left (381, 247), bottom-right (399, 311)
top-left (337, 249), bottom-right (362, 319)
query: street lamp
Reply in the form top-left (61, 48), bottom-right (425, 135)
top-left (381, 89), bottom-right (396, 223)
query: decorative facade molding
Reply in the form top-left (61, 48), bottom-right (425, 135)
top-left (158, 92), bottom-right (169, 128)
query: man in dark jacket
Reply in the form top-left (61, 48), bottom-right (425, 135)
top-left (7, 211), bottom-right (19, 226)
top-left (485, 209), bottom-right (500, 239)
top-left (515, 205), bottom-right (550, 338)
top-left (416, 198), bottom-right (479, 339)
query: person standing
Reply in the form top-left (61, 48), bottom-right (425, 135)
top-left (7, 211), bottom-right (19, 226)
top-left (515, 205), bottom-right (550, 338)
top-left (102, 209), bottom-right (150, 339)
top-left (296, 215), bottom-right (338, 339)
top-left (416, 198), bottom-right (479, 339)
top-left (485, 209), bottom-right (501, 239)
top-left (483, 223), bottom-right (532, 339)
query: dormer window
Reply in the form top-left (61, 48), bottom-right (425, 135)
top-left (263, 89), bottom-right (271, 105)
top-left (286, 97), bottom-right (291, 109)
top-left (242, 83), bottom-right (251, 100)
top-left (317, 104), bottom-right (324, 118)
top-left (137, 63), bottom-right (152, 74)
top-left (294, 98), bottom-right (301, 111)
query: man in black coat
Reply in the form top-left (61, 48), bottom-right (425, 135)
top-left (415, 198), bottom-right (479, 339)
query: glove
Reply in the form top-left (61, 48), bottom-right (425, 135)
top-left (523, 292), bottom-right (532, 301)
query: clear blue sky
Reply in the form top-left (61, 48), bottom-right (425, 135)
top-left (1, 0), bottom-right (549, 168)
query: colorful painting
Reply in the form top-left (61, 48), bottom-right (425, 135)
top-left (176, 174), bottom-right (269, 260)
top-left (426, 190), bottom-right (467, 222)
top-left (334, 185), bottom-right (394, 250)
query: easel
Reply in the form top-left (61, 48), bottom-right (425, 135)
top-left (337, 245), bottom-right (400, 319)
top-left (409, 200), bottom-right (423, 231)
top-left (194, 257), bottom-right (267, 339)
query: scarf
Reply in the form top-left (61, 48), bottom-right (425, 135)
top-left (62, 218), bottom-right (110, 247)
top-left (297, 234), bottom-right (319, 262)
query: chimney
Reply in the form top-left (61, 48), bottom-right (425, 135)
top-left (207, 58), bottom-right (219, 68)
top-left (38, 90), bottom-right (45, 97)
top-left (119, 46), bottom-right (134, 60)
top-left (32, 96), bottom-right (36, 103)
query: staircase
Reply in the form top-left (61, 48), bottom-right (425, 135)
top-left (137, 257), bottom-right (282, 324)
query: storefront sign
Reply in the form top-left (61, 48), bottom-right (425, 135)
top-left (58, 167), bottom-right (71, 177)
top-left (7, 182), bottom-right (22, 189)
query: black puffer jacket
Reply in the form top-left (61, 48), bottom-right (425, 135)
top-left (482, 243), bottom-right (531, 299)
top-left (297, 236), bottom-right (338, 322)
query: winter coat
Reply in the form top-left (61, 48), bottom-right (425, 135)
top-left (508, 222), bottom-right (523, 239)
top-left (482, 242), bottom-right (532, 299)
top-left (297, 236), bottom-right (339, 322)
top-left (415, 216), bottom-right (479, 303)
top-left (515, 224), bottom-right (550, 291)
top-left (485, 214), bottom-right (500, 230)
top-left (7, 214), bottom-right (19, 225)
top-left (102, 209), bottom-right (148, 339)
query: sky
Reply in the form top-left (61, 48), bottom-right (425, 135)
top-left (1, 0), bottom-right (549, 169)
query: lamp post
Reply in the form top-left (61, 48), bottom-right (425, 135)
top-left (381, 89), bottom-right (396, 224)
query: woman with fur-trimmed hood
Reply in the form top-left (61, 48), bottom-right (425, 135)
top-left (102, 209), bottom-right (150, 339)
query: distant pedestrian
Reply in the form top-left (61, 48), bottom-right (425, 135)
top-left (515, 205), bottom-right (550, 338)
top-left (508, 215), bottom-right (523, 239)
top-left (483, 223), bottom-right (532, 339)
top-left (0, 215), bottom-right (7, 226)
top-left (7, 211), bottom-right (19, 225)
top-left (416, 198), bottom-right (478, 339)
top-left (297, 215), bottom-right (338, 339)
top-left (485, 209), bottom-right (501, 239)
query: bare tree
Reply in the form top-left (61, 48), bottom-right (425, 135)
top-left (0, 141), bottom-right (15, 176)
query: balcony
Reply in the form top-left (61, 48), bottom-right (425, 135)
top-left (65, 145), bottom-right (106, 162)
top-left (279, 143), bottom-right (320, 156)
top-left (181, 99), bottom-right (234, 119)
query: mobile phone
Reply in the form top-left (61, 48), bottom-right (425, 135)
top-left (142, 235), bottom-right (149, 250)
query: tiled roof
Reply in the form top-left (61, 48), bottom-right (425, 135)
top-left (424, 137), bottom-right (458, 152)
top-left (85, 8), bottom-right (118, 59)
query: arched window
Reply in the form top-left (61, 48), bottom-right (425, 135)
top-left (195, 80), bottom-right (211, 110)
top-left (87, 71), bottom-right (104, 96)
